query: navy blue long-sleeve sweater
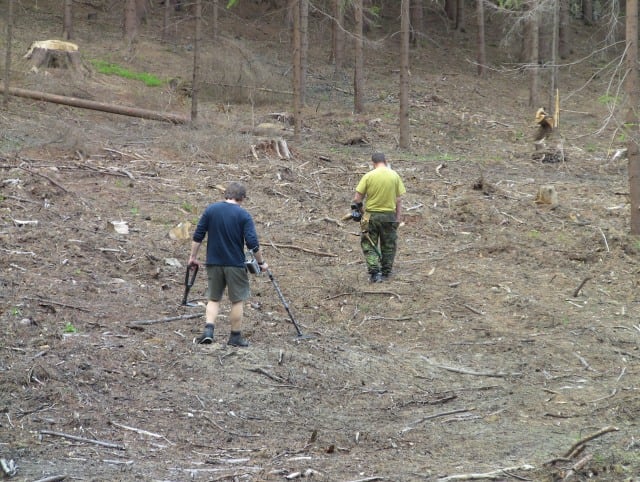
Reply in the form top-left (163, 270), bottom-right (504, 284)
top-left (192, 201), bottom-right (259, 267)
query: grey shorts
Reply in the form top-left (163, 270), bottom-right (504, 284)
top-left (206, 265), bottom-right (251, 303)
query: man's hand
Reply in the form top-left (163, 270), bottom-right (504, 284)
top-left (350, 201), bottom-right (363, 222)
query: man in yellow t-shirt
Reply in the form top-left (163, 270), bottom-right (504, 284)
top-left (351, 152), bottom-right (406, 283)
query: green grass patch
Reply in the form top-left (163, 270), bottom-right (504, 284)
top-left (90, 60), bottom-right (165, 87)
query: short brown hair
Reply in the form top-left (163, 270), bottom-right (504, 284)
top-left (224, 182), bottom-right (247, 201)
top-left (371, 152), bottom-right (386, 164)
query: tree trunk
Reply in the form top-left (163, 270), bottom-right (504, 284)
top-left (354, 0), bottom-right (365, 113)
top-left (625, 0), bottom-right (640, 233)
top-left (4, 0), bottom-right (13, 107)
top-left (455, 0), bottom-right (465, 32)
top-left (549, 0), bottom-right (559, 110)
top-left (191, 0), bottom-right (202, 122)
top-left (212, 0), bottom-right (219, 39)
top-left (300, 0), bottom-right (308, 106)
top-left (331, 0), bottom-right (345, 67)
top-left (63, 0), bottom-right (73, 40)
top-left (292, 0), bottom-right (302, 139)
top-left (583, 0), bottom-right (594, 25)
top-left (445, 0), bottom-right (456, 21)
top-left (527, 1), bottom-right (540, 108)
top-left (410, 0), bottom-right (424, 47)
top-left (0, 85), bottom-right (187, 123)
top-left (399, 0), bottom-right (410, 149)
top-left (124, 0), bottom-right (139, 45)
top-left (559, 0), bottom-right (570, 59)
top-left (163, 0), bottom-right (171, 41)
top-left (476, 0), bottom-right (486, 78)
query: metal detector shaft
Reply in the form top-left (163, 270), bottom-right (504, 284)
top-left (266, 269), bottom-right (305, 337)
top-left (181, 263), bottom-right (199, 306)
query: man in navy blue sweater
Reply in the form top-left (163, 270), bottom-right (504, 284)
top-left (188, 182), bottom-right (268, 347)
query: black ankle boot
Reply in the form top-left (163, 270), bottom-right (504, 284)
top-left (195, 324), bottom-right (214, 344)
top-left (227, 331), bottom-right (249, 347)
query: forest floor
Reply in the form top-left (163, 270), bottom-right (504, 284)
top-left (1, 2), bottom-right (640, 481)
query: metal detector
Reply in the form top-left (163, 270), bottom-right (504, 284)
top-left (181, 263), bottom-right (200, 307)
top-left (266, 269), bottom-right (313, 340)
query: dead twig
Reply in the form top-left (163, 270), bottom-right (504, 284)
top-left (463, 304), bottom-right (485, 315)
top-left (362, 290), bottom-right (402, 301)
top-left (401, 407), bottom-right (473, 433)
top-left (40, 430), bottom-right (125, 450)
top-left (269, 242), bottom-right (338, 257)
top-left (33, 476), bottom-right (68, 482)
top-left (202, 415), bottom-right (260, 438)
top-left (127, 312), bottom-right (203, 327)
top-left (19, 165), bottom-right (69, 193)
top-left (110, 421), bottom-right (166, 440)
top-left (563, 426), bottom-right (619, 458)
top-left (24, 296), bottom-right (91, 312)
top-left (562, 453), bottom-right (593, 481)
top-left (436, 464), bottom-right (535, 481)
top-left (572, 277), bottom-right (592, 297)
top-left (421, 356), bottom-right (522, 378)
top-left (247, 367), bottom-right (285, 383)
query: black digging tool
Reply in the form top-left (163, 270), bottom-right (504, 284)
top-left (266, 269), bottom-right (313, 340)
top-left (181, 263), bottom-right (200, 307)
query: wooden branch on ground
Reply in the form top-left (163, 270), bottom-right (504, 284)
top-left (0, 86), bottom-right (188, 124)
top-left (19, 165), bottom-right (69, 193)
top-left (269, 242), bottom-right (338, 257)
top-left (110, 421), bottom-right (167, 441)
top-left (33, 476), bottom-right (68, 482)
top-left (247, 367), bottom-right (285, 383)
top-left (127, 312), bottom-right (203, 327)
top-left (202, 415), bottom-right (260, 438)
top-left (24, 296), bottom-right (90, 312)
top-left (401, 408), bottom-right (473, 433)
top-left (573, 276), bottom-right (592, 297)
top-left (563, 426), bottom-right (619, 458)
top-left (362, 290), bottom-right (402, 301)
top-left (463, 304), bottom-right (484, 315)
top-left (436, 464), bottom-right (535, 481)
top-left (421, 356), bottom-right (522, 378)
top-left (40, 430), bottom-right (125, 450)
top-left (562, 453), bottom-right (593, 481)
top-left (345, 477), bottom-right (384, 482)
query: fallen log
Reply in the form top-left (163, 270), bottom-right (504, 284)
top-left (0, 86), bottom-right (188, 124)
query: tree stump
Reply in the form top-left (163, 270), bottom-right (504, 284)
top-left (23, 40), bottom-right (86, 72)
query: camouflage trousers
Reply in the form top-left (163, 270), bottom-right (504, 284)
top-left (360, 212), bottom-right (399, 276)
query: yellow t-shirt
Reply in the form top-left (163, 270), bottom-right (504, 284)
top-left (356, 166), bottom-right (406, 212)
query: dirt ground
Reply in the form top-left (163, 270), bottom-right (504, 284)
top-left (2, 2), bottom-right (640, 481)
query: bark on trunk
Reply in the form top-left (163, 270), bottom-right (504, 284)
top-left (331, 0), bottom-right (344, 70)
top-left (399, 0), bottom-right (410, 148)
top-left (625, 0), bottom-right (640, 233)
top-left (476, 0), bottom-right (485, 78)
top-left (4, 0), bottom-right (14, 107)
top-left (63, 0), bottom-right (73, 40)
top-left (331, 0), bottom-right (344, 67)
top-left (300, 0), bottom-right (308, 106)
top-left (354, 0), bottom-right (365, 113)
top-left (527, 1), bottom-right (540, 108)
top-left (191, 0), bottom-right (202, 122)
top-left (410, 0), bottom-right (424, 47)
top-left (124, 0), bottom-right (139, 45)
top-left (559, 0), bottom-right (570, 59)
top-left (0, 86), bottom-right (188, 124)
top-left (292, 0), bottom-right (302, 139)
